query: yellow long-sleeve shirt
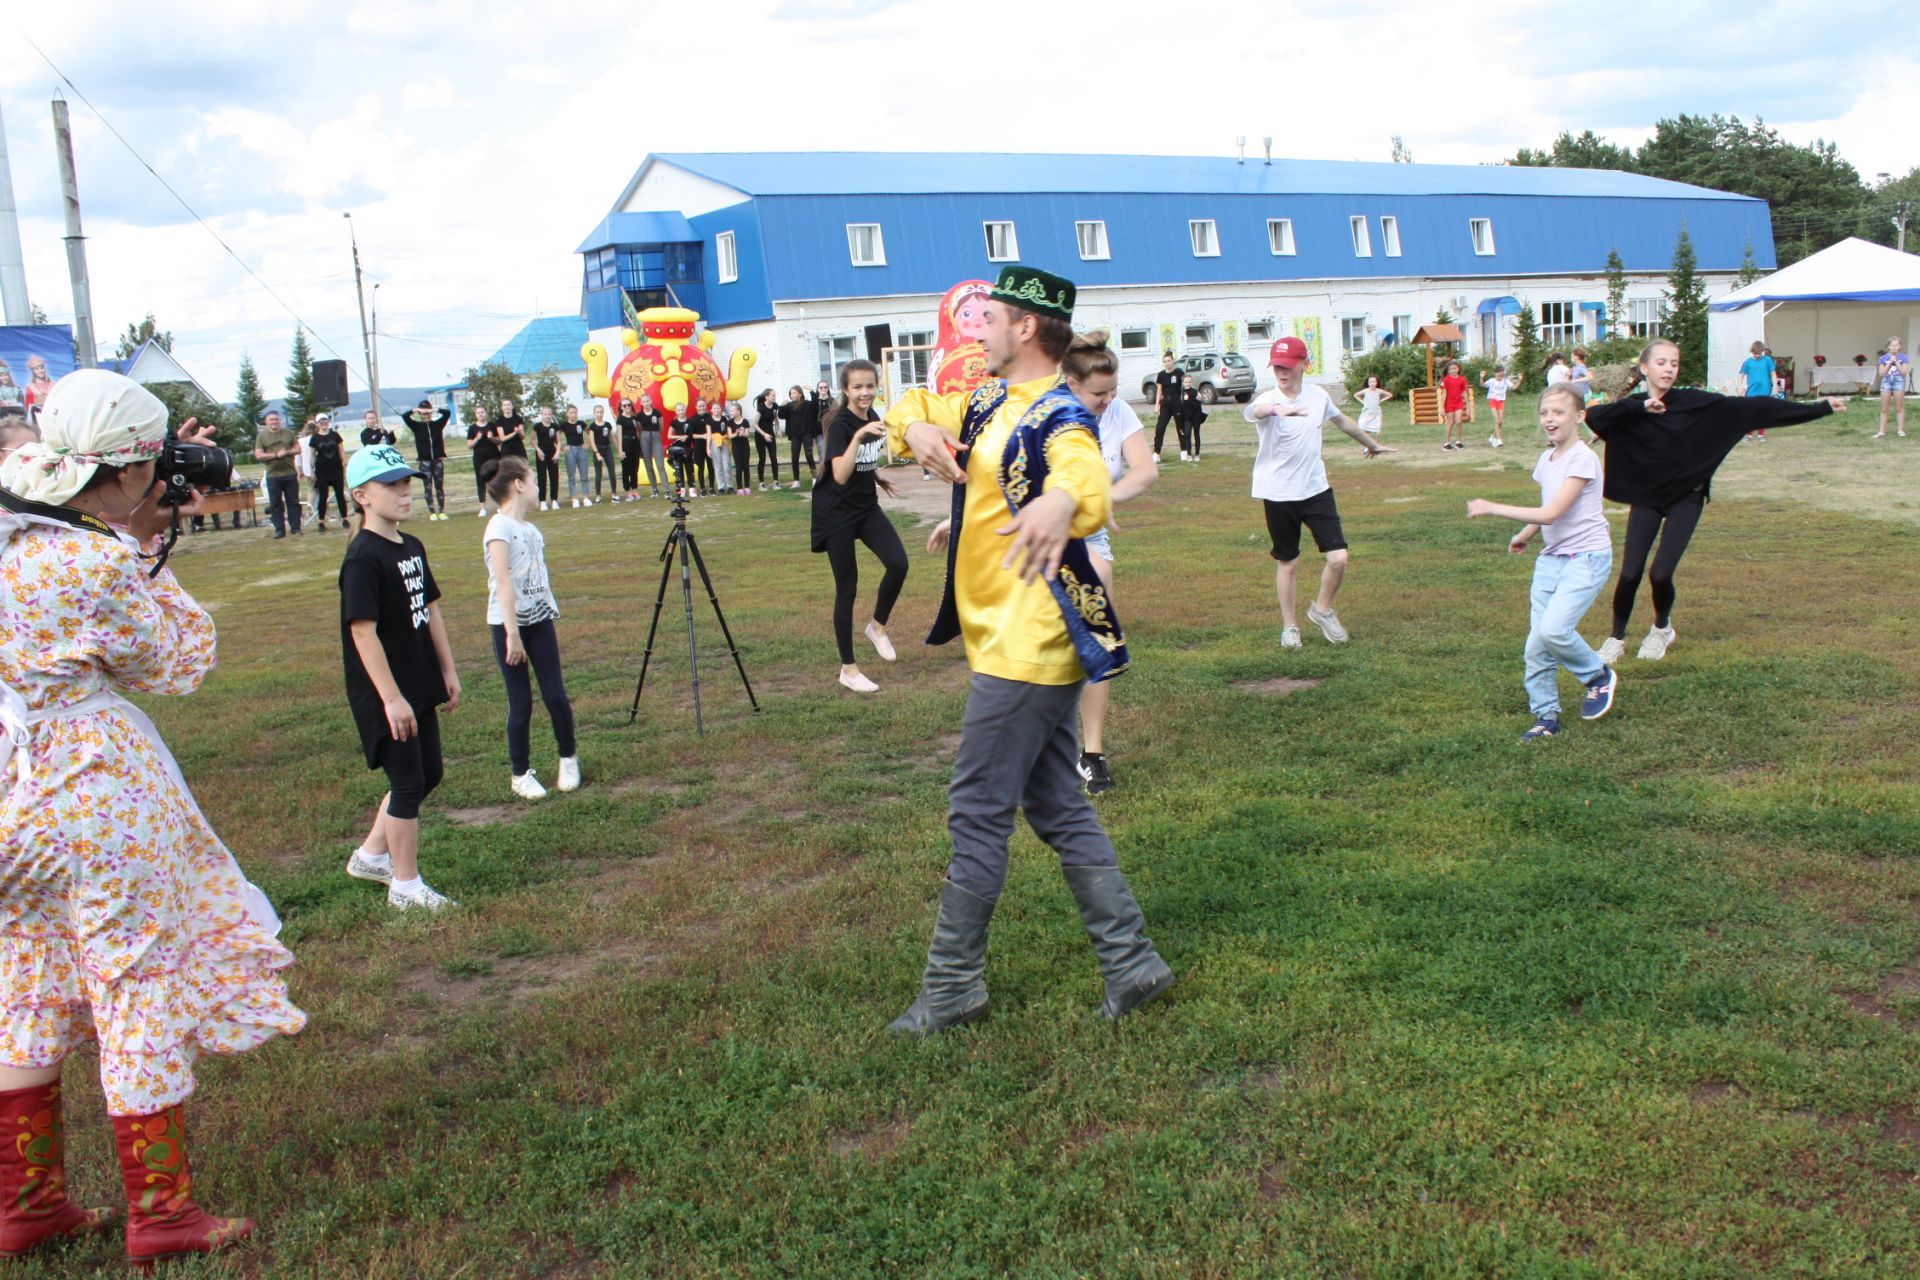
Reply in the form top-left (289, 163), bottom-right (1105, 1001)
top-left (887, 375), bottom-right (1111, 685)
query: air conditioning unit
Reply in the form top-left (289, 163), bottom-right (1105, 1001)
top-left (1451, 295), bottom-right (1469, 313)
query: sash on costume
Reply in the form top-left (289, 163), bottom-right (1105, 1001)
top-left (925, 380), bottom-right (1130, 683)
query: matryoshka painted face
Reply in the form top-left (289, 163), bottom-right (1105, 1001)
top-left (955, 295), bottom-right (991, 340)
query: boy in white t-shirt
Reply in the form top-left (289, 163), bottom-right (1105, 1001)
top-left (1466, 383), bottom-right (1617, 741)
top-left (1243, 337), bottom-right (1395, 648)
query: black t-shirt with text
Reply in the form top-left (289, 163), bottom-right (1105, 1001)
top-left (339, 530), bottom-right (444, 758)
top-left (496, 413), bottom-right (529, 458)
top-left (810, 406), bottom-right (885, 550)
top-left (589, 419), bottom-right (613, 451)
top-left (561, 418), bottom-right (586, 447)
top-left (1154, 368), bottom-right (1183, 412)
top-left (310, 430), bottom-right (345, 477)
top-left (533, 419), bottom-right (561, 459)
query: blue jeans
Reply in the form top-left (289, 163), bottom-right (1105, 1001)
top-left (1525, 549), bottom-right (1611, 718)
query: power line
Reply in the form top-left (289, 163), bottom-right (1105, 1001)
top-left (15, 31), bottom-right (392, 413)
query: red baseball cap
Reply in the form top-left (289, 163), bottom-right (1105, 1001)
top-left (1268, 337), bottom-right (1309, 369)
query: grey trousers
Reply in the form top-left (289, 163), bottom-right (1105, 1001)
top-left (947, 673), bottom-right (1118, 902)
top-left (638, 431), bottom-right (665, 492)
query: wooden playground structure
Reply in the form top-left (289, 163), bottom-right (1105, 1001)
top-left (1407, 323), bottom-right (1475, 425)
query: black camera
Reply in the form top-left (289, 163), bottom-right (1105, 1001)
top-left (157, 439), bottom-right (234, 507)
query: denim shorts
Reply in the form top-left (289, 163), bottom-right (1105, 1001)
top-left (1084, 529), bottom-right (1113, 562)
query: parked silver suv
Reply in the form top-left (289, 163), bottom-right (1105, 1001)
top-left (1139, 350), bottom-right (1255, 404)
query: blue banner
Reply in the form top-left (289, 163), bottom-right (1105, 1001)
top-left (0, 325), bottom-right (76, 420)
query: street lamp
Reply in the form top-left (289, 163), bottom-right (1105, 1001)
top-left (343, 212), bottom-right (378, 415)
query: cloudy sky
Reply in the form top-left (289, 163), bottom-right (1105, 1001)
top-left (2, 0), bottom-right (1912, 405)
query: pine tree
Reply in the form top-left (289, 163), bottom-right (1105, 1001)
top-left (283, 328), bottom-right (318, 429)
top-left (1665, 225), bottom-right (1710, 385)
top-left (1604, 247), bottom-right (1628, 341)
top-left (1737, 235), bottom-right (1763, 285)
top-left (234, 352), bottom-right (267, 437)
top-left (1512, 302), bottom-right (1543, 381)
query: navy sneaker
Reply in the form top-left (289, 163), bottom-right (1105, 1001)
top-left (1581, 666), bottom-right (1618, 721)
top-left (1520, 717), bottom-right (1560, 742)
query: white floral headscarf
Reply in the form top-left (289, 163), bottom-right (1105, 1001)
top-left (0, 369), bottom-right (167, 506)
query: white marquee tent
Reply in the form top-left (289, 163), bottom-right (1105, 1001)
top-left (1708, 238), bottom-right (1920, 393)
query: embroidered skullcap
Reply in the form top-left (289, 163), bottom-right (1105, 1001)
top-left (990, 265), bottom-right (1076, 321)
top-left (0, 369), bottom-right (168, 507)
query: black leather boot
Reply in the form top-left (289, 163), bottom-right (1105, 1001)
top-left (887, 880), bottom-right (994, 1035)
top-left (1064, 865), bottom-right (1174, 1019)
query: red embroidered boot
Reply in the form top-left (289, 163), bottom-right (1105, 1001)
top-left (111, 1105), bottom-right (253, 1268)
top-left (0, 1081), bottom-right (113, 1258)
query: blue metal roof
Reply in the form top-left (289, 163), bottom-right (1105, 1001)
top-left (650, 151), bottom-right (1755, 202)
top-left (484, 316), bottom-right (589, 374)
top-left (574, 211), bottom-right (698, 254)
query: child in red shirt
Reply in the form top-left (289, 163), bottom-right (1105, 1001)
top-left (1441, 361), bottom-right (1469, 451)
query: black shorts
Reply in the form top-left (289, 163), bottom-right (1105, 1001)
top-left (1264, 489), bottom-right (1346, 561)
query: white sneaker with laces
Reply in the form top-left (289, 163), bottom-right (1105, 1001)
top-left (388, 879), bottom-right (457, 913)
top-left (557, 756), bottom-right (581, 792)
top-left (1596, 636), bottom-right (1627, 665)
top-left (477, 509), bottom-right (487, 518)
top-left (1306, 604), bottom-right (1349, 644)
top-left (1637, 624), bottom-right (1676, 661)
top-left (1489, 436), bottom-right (1503, 448)
top-left (572, 498), bottom-right (581, 509)
top-left (1280, 626), bottom-right (1303, 649)
top-left (346, 847), bottom-right (393, 884)
top-left (838, 669), bottom-right (879, 693)
top-left (865, 621), bottom-right (897, 662)
top-left (511, 771), bottom-right (548, 800)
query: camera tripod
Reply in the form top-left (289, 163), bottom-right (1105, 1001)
top-left (629, 456), bottom-right (759, 734)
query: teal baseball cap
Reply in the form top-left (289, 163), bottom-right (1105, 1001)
top-left (345, 442), bottom-right (424, 489)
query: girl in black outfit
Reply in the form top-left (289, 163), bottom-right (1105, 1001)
top-left (617, 408), bottom-right (641, 499)
top-left (1586, 337), bottom-right (1847, 663)
top-left (778, 385), bottom-right (817, 487)
top-left (467, 406), bottom-right (502, 516)
top-left (810, 359), bottom-right (907, 693)
top-left (496, 399), bottom-right (529, 460)
top-left (684, 401), bottom-right (716, 495)
top-left (726, 403), bottom-right (753, 495)
top-left (1179, 374), bottom-right (1207, 460)
top-left (754, 389), bottom-right (781, 490)
top-left (309, 417), bottom-right (348, 529)
top-left (531, 408), bottom-right (562, 509)
top-left (589, 405), bottom-right (617, 501)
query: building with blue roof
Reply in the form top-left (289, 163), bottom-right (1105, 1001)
top-left (577, 152), bottom-right (1773, 402)
top-left (472, 315), bottom-right (592, 408)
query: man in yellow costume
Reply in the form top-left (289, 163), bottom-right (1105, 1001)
top-left (884, 265), bottom-right (1174, 1034)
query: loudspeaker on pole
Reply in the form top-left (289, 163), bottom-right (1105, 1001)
top-left (863, 323), bottom-right (892, 363)
top-left (311, 359), bottom-right (349, 408)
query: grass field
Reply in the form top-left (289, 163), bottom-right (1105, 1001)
top-left (17, 397), bottom-right (1920, 1278)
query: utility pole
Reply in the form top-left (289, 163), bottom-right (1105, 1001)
top-left (1899, 201), bottom-right (1911, 254)
top-left (0, 98), bottom-right (31, 326)
top-left (344, 212), bottom-right (378, 414)
top-left (370, 282), bottom-right (382, 408)
top-left (50, 92), bottom-right (95, 366)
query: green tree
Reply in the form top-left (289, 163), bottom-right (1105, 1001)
top-left (1665, 225), bottom-right (1710, 386)
top-left (145, 381), bottom-right (231, 446)
top-left (114, 313), bottom-right (174, 360)
top-left (462, 360), bottom-right (526, 418)
top-left (1509, 130), bottom-right (1635, 171)
top-left (28, 303), bottom-right (47, 324)
top-left (234, 353), bottom-right (267, 435)
top-left (524, 365), bottom-right (569, 413)
top-left (283, 327), bottom-right (318, 429)
top-left (1604, 247), bottom-right (1628, 340)
top-left (1512, 302), bottom-right (1543, 381)
top-left (1737, 236), bottom-right (1763, 286)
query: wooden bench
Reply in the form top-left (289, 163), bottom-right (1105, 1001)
top-left (191, 488), bottom-right (259, 530)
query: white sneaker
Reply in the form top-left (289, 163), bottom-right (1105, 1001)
top-left (388, 879), bottom-right (457, 913)
top-left (572, 498), bottom-right (581, 508)
top-left (1179, 451), bottom-right (1190, 462)
top-left (1595, 636), bottom-right (1626, 665)
top-left (477, 509), bottom-right (487, 518)
top-left (1637, 625), bottom-right (1676, 661)
top-left (1306, 604), bottom-right (1349, 644)
top-left (511, 771), bottom-right (548, 800)
top-left (838, 669), bottom-right (879, 693)
top-left (865, 621), bottom-right (897, 662)
top-left (1488, 436), bottom-right (1503, 448)
top-left (556, 756), bottom-right (581, 792)
top-left (1280, 626), bottom-right (1303, 649)
top-left (345, 847), bottom-right (392, 884)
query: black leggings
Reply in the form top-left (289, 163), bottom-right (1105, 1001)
top-left (490, 620), bottom-right (577, 776)
top-left (689, 438), bottom-right (714, 491)
top-left (376, 708), bottom-right (444, 821)
top-left (620, 445), bottom-right (640, 492)
top-left (313, 475), bottom-right (347, 521)
top-left (825, 505), bottom-right (909, 664)
top-left (1153, 406), bottom-right (1177, 454)
top-left (755, 434), bottom-right (779, 482)
top-left (790, 434), bottom-right (818, 482)
top-left (730, 437), bottom-right (751, 487)
top-left (1611, 490), bottom-right (1706, 638)
top-left (535, 454), bottom-right (560, 503)
top-left (593, 447), bottom-right (615, 494)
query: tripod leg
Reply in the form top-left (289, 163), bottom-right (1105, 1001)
top-left (681, 531), bottom-right (761, 712)
top-left (630, 526), bottom-right (682, 724)
top-left (679, 522), bottom-right (704, 735)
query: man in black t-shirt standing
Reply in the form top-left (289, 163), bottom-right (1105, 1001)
top-left (400, 399), bottom-right (450, 520)
top-left (1152, 352), bottom-right (1184, 460)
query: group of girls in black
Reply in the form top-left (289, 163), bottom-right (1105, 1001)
top-left (464, 398), bottom-right (529, 514)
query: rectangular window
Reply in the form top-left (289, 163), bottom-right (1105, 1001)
top-left (1470, 218), bottom-right (1496, 256)
top-left (1246, 320), bottom-right (1274, 343)
top-left (984, 220), bottom-right (1018, 262)
top-left (1392, 314), bottom-right (1413, 343)
top-left (1340, 317), bottom-right (1369, 354)
top-left (846, 223), bottom-right (885, 267)
top-left (1350, 216), bottom-right (1371, 257)
top-left (891, 327), bottom-right (934, 389)
top-left (1075, 220), bottom-right (1110, 260)
top-left (1540, 301), bottom-right (1581, 347)
top-left (1118, 327), bottom-right (1151, 352)
top-left (1184, 323), bottom-right (1215, 347)
top-left (1380, 216), bottom-right (1401, 257)
top-left (715, 231), bottom-right (738, 285)
top-left (1189, 219), bottom-right (1219, 257)
top-left (1627, 298), bottom-right (1666, 338)
top-left (817, 334), bottom-right (858, 385)
top-left (1267, 218), bottom-right (1296, 256)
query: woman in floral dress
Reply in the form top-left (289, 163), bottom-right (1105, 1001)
top-left (0, 370), bottom-right (304, 1266)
